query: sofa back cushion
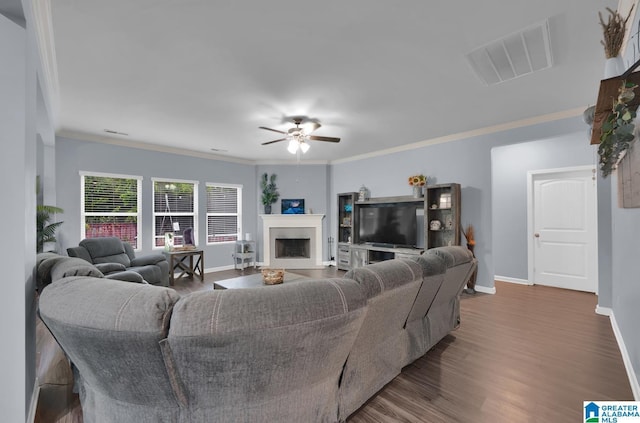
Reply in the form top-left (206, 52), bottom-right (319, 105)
top-left (164, 278), bottom-right (366, 422)
top-left (422, 246), bottom-right (477, 348)
top-left (39, 277), bottom-right (181, 420)
top-left (340, 259), bottom-right (423, 419)
top-left (80, 237), bottom-right (131, 267)
top-left (66, 246), bottom-right (93, 263)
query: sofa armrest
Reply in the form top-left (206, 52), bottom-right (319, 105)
top-left (130, 254), bottom-right (166, 267)
top-left (95, 262), bottom-right (127, 274)
top-left (104, 271), bottom-right (147, 284)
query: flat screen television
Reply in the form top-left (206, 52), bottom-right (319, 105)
top-left (281, 198), bottom-right (305, 214)
top-left (358, 203), bottom-right (422, 248)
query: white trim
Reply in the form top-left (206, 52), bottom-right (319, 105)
top-left (59, 130), bottom-right (256, 165)
top-left (205, 183), bottom-right (243, 246)
top-left (474, 285), bottom-right (497, 294)
top-left (151, 176), bottom-right (199, 185)
top-left (595, 305), bottom-right (612, 316)
top-left (494, 275), bottom-right (531, 285)
top-left (609, 311), bottom-right (640, 400)
top-left (80, 172), bottom-right (143, 251)
top-left (151, 179), bottom-right (199, 250)
top-left (79, 170), bottom-right (143, 180)
top-left (27, 0), bottom-right (59, 130)
top-left (526, 165), bottom-right (598, 292)
top-left (27, 380), bottom-right (40, 423)
top-left (331, 107), bottom-right (585, 164)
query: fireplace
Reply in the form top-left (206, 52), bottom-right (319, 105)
top-left (261, 214), bottom-right (325, 269)
top-left (275, 238), bottom-right (310, 259)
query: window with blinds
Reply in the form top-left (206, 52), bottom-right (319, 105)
top-left (206, 183), bottom-right (242, 244)
top-left (81, 172), bottom-right (142, 249)
top-left (153, 179), bottom-right (198, 247)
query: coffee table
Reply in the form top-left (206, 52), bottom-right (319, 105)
top-left (213, 272), bottom-right (308, 290)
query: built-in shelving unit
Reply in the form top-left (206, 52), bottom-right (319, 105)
top-left (337, 192), bottom-right (357, 270)
top-left (425, 183), bottom-right (461, 248)
top-left (335, 185), bottom-right (461, 270)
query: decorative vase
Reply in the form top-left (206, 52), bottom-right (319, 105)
top-left (604, 56), bottom-right (625, 79)
top-left (412, 185), bottom-right (423, 198)
top-left (264, 204), bottom-right (272, 214)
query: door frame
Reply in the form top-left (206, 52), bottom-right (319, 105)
top-left (526, 165), bottom-right (598, 290)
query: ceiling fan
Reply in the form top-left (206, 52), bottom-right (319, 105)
top-left (260, 117), bottom-right (340, 154)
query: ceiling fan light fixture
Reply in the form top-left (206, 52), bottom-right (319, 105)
top-left (299, 141), bottom-right (310, 153)
top-left (287, 139), bottom-right (299, 154)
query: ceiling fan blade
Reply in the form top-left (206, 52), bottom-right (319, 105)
top-left (259, 126), bottom-right (286, 135)
top-left (309, 135), bottom-right (340, 143)
top-left (261, 138), bottom-right (287, 145)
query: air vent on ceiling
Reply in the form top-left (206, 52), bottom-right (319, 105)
top-left (465, 20), bottom-right (553, 86)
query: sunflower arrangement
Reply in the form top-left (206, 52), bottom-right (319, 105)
top-left (408, 174), bottom-right (426, 187)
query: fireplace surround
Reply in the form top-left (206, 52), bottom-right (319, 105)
top-left (261, 214), bottom-right (325, 269)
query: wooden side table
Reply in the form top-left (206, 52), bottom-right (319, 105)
top-left (164, 249), bottom-right (204, 286)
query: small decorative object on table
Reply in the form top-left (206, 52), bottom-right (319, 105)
top-left (261, 268), bottom-right (285, 285)
top-left (408, 174), bottom-right (426, 198)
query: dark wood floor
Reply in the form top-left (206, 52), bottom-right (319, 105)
top-left (35, 268), bottom-right (633, 423)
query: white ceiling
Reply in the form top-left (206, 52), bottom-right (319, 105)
top-left (50, 0), bottom-right (617, 163)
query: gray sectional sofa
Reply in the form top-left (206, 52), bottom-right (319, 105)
top-left (67, 236), bottom-right (170, 286)
top-left (38, 246), bottom-right (476, 423)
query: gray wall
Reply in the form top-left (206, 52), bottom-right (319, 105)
top-left (0, 7), bottom-right (45, 420)
top-left (611, 174), bottom-right (640, 394)
top-left (331, 117), bottom-right (591, 290)
top-left (0, 12), bottom-right (28, 421)
top-left (491, 133), bottom-right (596, 279)
top-left (255, 164), bottom-right (330, 262)
top-left (55, 137), bottom-right (258, 270)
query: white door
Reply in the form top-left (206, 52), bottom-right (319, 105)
top-left (528, 167), bottom-right (597, 292)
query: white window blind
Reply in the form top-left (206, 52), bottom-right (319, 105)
top-left (81, 172), bottom-right (142, 249)
top-left (206, 183), bottom-right (242, 244)
top-left (153, 179), bottom-right (198, 247)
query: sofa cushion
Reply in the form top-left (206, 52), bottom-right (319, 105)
top-left (50, 257), bottom-right (104, 282)
top-left (164, 278), bottom-right (366, 422)
top-left (428, 245), bottom-right (474, 268)
top-left (80, 237), bottom-right (131, 267)
top-left (128, 265), bottom-right (162, 286)
top-left (66, 246), bottom-right (93, 263)
top-left (39, 276), bottom-right (181, 420)
top-left (94, 262), bottom-right (127, 274)
top-left (339, 259), bottom-right (423, 419)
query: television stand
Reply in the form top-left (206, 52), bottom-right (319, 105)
top-left (350, 244), bottom-right (423, 269)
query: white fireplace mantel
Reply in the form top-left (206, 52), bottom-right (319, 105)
top-left (260, 214), bottom-right (325, 268)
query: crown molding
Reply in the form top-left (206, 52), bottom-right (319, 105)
top-left (330, 107), bottom-right (585, 165)
top-left (57, 129), bottom-right (257, 165)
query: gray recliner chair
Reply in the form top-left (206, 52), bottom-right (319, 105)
top-left (67, 237), bottom-right (170, 286)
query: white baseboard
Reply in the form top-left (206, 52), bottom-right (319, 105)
top-left (474, 285), bottom-right (496, 295)
top-left (494, 275), bottom-right (530, 285)
top-left (595, 305), bottom-right (612, 316)
top-left (27, 380), bottom-right (39, 423)
top-left (609, 311), bottom-right (640, 400)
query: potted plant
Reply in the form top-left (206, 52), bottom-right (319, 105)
top-left (37, 205), bottom-right (64, 252)
top-left (598, 80), bottom-right (638, 176)
top-left (260, 173), bottom-right (279, 214)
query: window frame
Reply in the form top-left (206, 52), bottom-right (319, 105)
top-left (151, 177), bottom-right (199, 249)
top-left (206, 182), bottom-right (243, 245)
top-left (80, 171), bottom-right (143, 251)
